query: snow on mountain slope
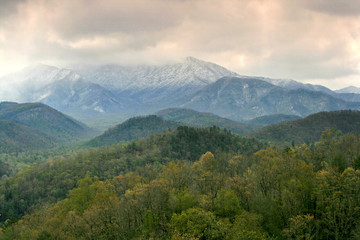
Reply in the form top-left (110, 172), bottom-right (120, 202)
top-left (0, 64), bottom-right (136, 116)
top-left (178, 76), bottom-right (360, 121)
top-left (238, 76), bottom-right (334, 95)
top-left (335, 86), bottom-right (360, 94)
top-left (0, 64), bottom-right (81, 102)
top-left (75, 57), bottom-right (239, 91)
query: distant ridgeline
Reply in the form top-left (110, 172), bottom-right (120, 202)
top-left (2, 58), bottom-right (360, 129)
top-left (87, 115), bottom-right (181, 147)
top-left (156, 108), bottom-right (260, 135)
top-left (248, 110), bottom-right (360, 145)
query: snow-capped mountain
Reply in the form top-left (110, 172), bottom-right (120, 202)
top-left (35, 77), bottom-right (134, 115)
top-left (0, 64), bottom-right (81, 102)
top-left (75, 57), bottom-right (239, 91)
top-left (335, 86), bottom-right (360, 94)
top-left (0, 64), bottom-right (136, 118)
top-left (1, 57), bottom-right (360, 127)
top-left (74, 57), bottom-right (240, 105)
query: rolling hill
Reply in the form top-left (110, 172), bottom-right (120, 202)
top-left (156, 108), bottom-right (260, 134)
top-left (87, 115), bottom-right (181, 147)
top-left (246, 114), bottom-right (302, 126)
top-left (248, 110), bottom-right (360, 145)
top-left (0, 102), bottom-right (95, 152)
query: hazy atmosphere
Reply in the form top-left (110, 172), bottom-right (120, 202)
top-left (1, 0), bottom-right (360, 89)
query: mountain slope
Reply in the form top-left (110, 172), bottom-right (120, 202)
top-left (246, 114), bottom-right (302, 126)
top-left (259, 77), bottom-right (334, 95)
top-left (0, 102), bottom-right (94, 142)
top-left (36, 77), bottom-right (136, 116)
top-left (0, 64), bottom-right (81, 102)
top-left (0, 120), bottom-right (52, 153)
top-left (156, 108), bottom-right (259, 134)
top-left (248, 110), bottom-right (360, 144)
top-left (178, 77), bottom-right (360, 121)
top-left (0, 65), bottom-right (136, 118)
top-left (0, 125), bottom-right (266, 223)
top-left (76, 57), bottom-right (239, 105)
top-left (88, 115), bottom-right (181, 147)
top-left (335, 86), bottom-right (360, 94)
top-left (77, 57), bottom-right (239, 91)
top-left (333, 93), bottom-right (360, 103)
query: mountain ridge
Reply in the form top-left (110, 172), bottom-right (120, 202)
top-left (248, 110), bottom-right (360, 145)
top-left (177, 76), bottom-right (360, 121)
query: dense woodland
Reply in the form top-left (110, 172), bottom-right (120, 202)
top-left (0, 125), bottom-right (360, 239)
top-left (249, 110), bottom-right (360, 145)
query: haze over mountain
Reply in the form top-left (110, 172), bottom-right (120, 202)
top-left (239, 76), bottom-right (335, 95)
top-left (2, 57), bottom-right (360, 127)
top-left (177, 76), bottom-right (360, 121)
top-left (77, 57), bottom-right (238, 91)
top-left (75, 57), bottom-right (239, 106)
top-left (335, 86), bottom-right (360, 94)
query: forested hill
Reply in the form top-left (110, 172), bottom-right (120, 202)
top-left (0, 102), bottom-right (93, 141)
top-left (0, 120), bottom-right (51, 153)
top-left (246, 114), bottom-right (301, 126)
top-left (248, 110), bottom-right (360, 145)
top-left (87, 115), bottom-right (181, 147)
top-left (156, 108), bottom-right (259, 134)
top-left (0, 126), bottom-right (266, 223)
top-left (0, 102), bottom-right (94, 153)
top-left (2, 126), bottom-right (360, 239)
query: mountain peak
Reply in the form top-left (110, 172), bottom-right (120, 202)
top-left (184, 56), bottom-right (203, 63)
top-left (23, 63), bottom-right (58, 72)
top-left (335, 86), bottom-right (360, 94)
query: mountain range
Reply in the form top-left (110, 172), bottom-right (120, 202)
top-left (1, 57), bottom-right (360, 128)
top-left (177, 76), bottom-right (360, 120)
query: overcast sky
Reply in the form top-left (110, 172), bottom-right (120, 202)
top-left (1, 0), bottom-right (360, 89)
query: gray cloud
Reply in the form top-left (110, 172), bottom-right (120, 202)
top-left (0, 0), bottom-right (26, 18)
top-left (0, 0), bottom-right (360, 89)
top-left (302, 0), bottom-right (360, 16)
top-left (50, 0), bottom-right (186, 41)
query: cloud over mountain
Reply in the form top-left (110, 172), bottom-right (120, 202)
top-left (0, 0), bottom-right (360, 89)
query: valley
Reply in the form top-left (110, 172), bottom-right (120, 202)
top-left (1, 57), bottom-right (360, 239)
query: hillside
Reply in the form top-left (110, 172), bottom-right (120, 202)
top-left (2, 125), bottom-right (360, 239)
top-left (248, 110), bottom-right (360, 145)
top-left (0, 102), bottom-right (95, 153)
top-left (76, 57), bottom-right (238, 92)
top-left (0, 126), bottom-right (266, 223)
top-left (178, 77), bottom-right (360, 121)
top-left (87, 115), bottom-right (181, 147)
top-left (0, 120), bottom-right (52, 153)
top-left (156, 108), bottom-right (259, 134)
top-left (247, 114), bottom-right (301, 126)
top-left (3, 59), bottom-right (360, 130)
